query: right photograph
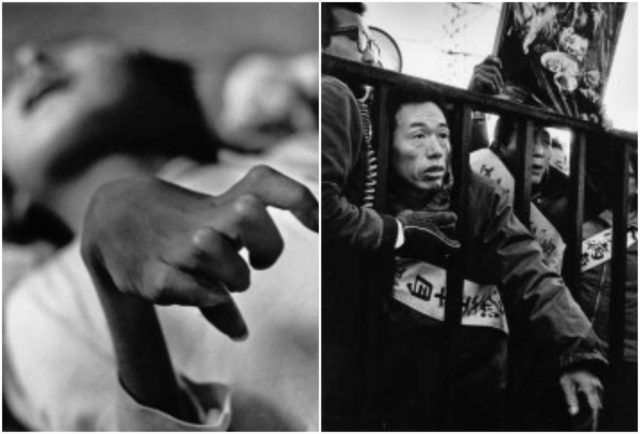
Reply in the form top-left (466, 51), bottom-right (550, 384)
top-left (321, 2), bottom-right (637, 431)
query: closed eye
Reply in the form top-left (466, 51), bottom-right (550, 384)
top-left (24, 76), bottom-right (71, 112)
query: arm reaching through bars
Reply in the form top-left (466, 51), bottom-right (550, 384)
top-left (80, 165), bottom-right (318, 422)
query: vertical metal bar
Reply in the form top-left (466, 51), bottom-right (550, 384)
top-left (514, 119), bottom-right (534, 226)
top-left (361, 84), bottom-right (391, 429)
top-left (605, 142), bottom-right (629, 430)
top-left (443, 104), bottom-right (472, 427)
top-left (565, 131), bottom-right (586, 292)
top-left (445, 104), bottom-right (472, 329)
top-left (373, 86), bottom-right (390, 212)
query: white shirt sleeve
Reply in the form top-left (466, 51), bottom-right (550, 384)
top-left (101, 375), bottom-right (231, 431)
top-left (4, 243), bottom-right (232, 431)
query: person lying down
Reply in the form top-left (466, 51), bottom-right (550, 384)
top-left (3, 36), bottom-right (319, 431)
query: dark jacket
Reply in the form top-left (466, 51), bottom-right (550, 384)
top-left (321, 75), bottom-right (606, 428)
top-left (577, 210), bottom-right (637, 362)
top-left (322, 76), bottom-right (398, 251)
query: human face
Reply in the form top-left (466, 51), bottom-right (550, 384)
top-left (323, 7), bottom-right (378, 66)
top-left (501, 127), bottom-right (551, 185)
top-left (392, 102), bottom-right (451, 192)
top-left (3, 38), bottom-right (138, 198)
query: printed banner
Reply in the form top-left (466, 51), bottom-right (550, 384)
top-left (493, 3), bottom-right (626, 124)
top-left (581, 225), bottom-right (638, 272)
top-left (393, 258), bottom-right (509, 334)
top-left (470, 148), bottom-right (566, 273)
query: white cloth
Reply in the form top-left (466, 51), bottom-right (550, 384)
top-left (4, 145), bottom-right (319, 431)
top-left (393, 258), bottom-right (509, 334)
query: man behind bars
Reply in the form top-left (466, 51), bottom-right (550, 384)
top-left (323, 2), bottom-right (608, 427)
top-left (379, 87), bottom-right (605, 430)
top-left (321, 3), bottom-right (502, 428)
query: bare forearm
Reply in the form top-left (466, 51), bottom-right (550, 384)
top-left (94, 275), bottom-right (192, 420)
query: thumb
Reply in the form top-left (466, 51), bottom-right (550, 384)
top-left (430, 211), bottom-right (458, 227)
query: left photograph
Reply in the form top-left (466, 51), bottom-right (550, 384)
top-left (3, 3), bottom-right (318, 431)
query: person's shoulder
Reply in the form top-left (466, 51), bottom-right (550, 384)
top-left (322, 75), bottom-right (350, 92)
top-left (322, 75), bottom-right (357, 104)
top-left (468, 171), bottom-right (503, 197)
top-left (467, 171), bottom-right (511, 215)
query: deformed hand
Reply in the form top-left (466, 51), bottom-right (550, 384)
top-left (81, 165), bottom-right (318, 340)
top-left (469, 55), bottom-right (504, 95)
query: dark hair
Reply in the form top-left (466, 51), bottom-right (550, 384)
top-left (387, 85), bottom-right (450, 134)
top-left (551, 137), bottom-right (563, 150)
top-left (492, 116), bottom-right (517, 149)
top-left (125, 50), bottom-right (221, 162)
top-left (321, 3), bottom-right (367, 48)
top-left (48, 47), bottom-right (222, 182)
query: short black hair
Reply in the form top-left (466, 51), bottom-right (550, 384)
top-left (125, 50), bottom-right (221, 162)
top-left (493, 116), bottom-right (517, 149)
top-left (321, 3), bottom-right (367, 48)
top-left (387, 85), bottom-right (450, 134)
top-left (48, 46), bottom-right (222, 182)
top-left (551, 137), bottom-right (563, 150)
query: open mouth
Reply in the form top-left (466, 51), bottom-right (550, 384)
top-left (423, 166), bottom-right (446, 180)
top-left (531, 164), bottom-right (544, 175)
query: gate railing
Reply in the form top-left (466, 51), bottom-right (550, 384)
top-left (323, 53), bottom-right (637, 429)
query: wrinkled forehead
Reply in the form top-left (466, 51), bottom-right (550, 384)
top-left (395, 102), bottom-right (447, 128)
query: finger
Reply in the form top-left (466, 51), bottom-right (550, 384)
top-left (215, 194), bottom-right (285, 269)
top-left (218, 165), bottom-right (318, 232)
top-left (162, 227), bottom-right (251, 292)
top-left (560, 377), bottom-right (580, 416)
top-left (584, 386), bottom-right (602, 414)
top-left (477, 76), bottom-right (499, 94)
top-left (483, 55), bottom-right (503, 70)
top-left (430, 212), bottom-right (458, 226)
top-left (473, 71), bottom-right (499, 94)
top-left (145, 263), bottom-right (233, 307)
top-left (200, 297), bottom-right (248, 341)
top-left (480, 64), bottom-right (504, 90)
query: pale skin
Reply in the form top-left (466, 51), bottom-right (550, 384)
top-left (392, 101), bottom-right (603, 420)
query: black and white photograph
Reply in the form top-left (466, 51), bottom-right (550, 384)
top-left (3, 3), bottom-right (318, 431)
top-left (321, 2), bottom-right (637, 431)
top-left (2, 1), bottom-right (638, 432)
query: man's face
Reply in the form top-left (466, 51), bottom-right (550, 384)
top-left (323, 7), bottom-right (378, 66)
top-left (3, 38), bottom-right (157, 198)
top-left (501, 127), bottom-right (552, 185)
top-left (392, 102), bottom-right (451, 192)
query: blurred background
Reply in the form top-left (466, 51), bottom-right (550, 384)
top-left (3, 3), bottom-right (318, 139)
